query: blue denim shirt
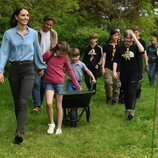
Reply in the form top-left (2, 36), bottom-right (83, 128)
top-left (147, 45), bottom-right (157, 58)
top-left (0, 26), bottom-right (46, 73)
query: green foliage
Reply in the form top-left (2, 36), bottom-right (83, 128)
top-left (0, 0), bottom-right (157, 47)
top-left (55, 10), bottom-right (109, 51)
top-left (57, 24), bottom-right (108, 52)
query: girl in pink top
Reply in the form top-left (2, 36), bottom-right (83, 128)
top-left (43, 41), bottom-right (81, 135)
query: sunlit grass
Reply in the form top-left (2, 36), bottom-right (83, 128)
top-left (0, 74), bottom-right (158, 158)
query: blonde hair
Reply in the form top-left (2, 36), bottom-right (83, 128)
top-left (89, 33), bottom-right (98, 40)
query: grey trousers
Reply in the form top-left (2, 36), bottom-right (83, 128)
top-left (8, 63), bottom-right (35, 132)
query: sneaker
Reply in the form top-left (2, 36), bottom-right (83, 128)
top-left (47, 123), bottom-right (55, 134)
top-left (127, 109), bottom-right (135, 120)
top-left (33, 107), bottom-right (39, 112)
top-left (55, 128), bottom-right (62, 135)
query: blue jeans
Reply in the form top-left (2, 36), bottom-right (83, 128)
top-left (32, 73), bottom-right (45, 107)
top-left (148, 62), bottom-right (157, 86)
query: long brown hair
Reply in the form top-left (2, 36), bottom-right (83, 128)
top-left (51, 41), bottom-right (70, 54)
top-left (10, 6), bottom-right (30, 27)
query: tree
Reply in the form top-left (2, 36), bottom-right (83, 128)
top-left (0, 0), bottom-right (157, 44)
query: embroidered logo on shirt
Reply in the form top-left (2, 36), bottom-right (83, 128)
top-left (122, 51), bottom-right (134, 60)
top-left (88, 49), bottom-right (96, 61)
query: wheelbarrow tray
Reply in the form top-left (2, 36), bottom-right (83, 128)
top-left (62, 90), bottom-right (95, 123)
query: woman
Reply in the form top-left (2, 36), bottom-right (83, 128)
top-left (146, 37), bottom-right (158, 87)
top-left (113, 30), bottom-right (144, 120)
top-left (0, 7), bottom-right (46, 144)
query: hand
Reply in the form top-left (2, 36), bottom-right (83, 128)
top-left (102, 68), bottom-right (106, 76)
top-left (126, 29), bottom-right (134, 37)
top-left (92, 78), bottom-right (96, 84)
top-left (0, 73), bottom-right (4, 84)
top-left (113, 71), bottom-right (118, 79)
top-left (95, 64), bottom-right (99, 69)
top-left (37, 69), bottom-right (44, 77)
top-left (77, 86), bottom-right (82, 91)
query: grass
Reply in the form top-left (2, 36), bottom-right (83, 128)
top-left (0, 74), bottom-right (158, 158)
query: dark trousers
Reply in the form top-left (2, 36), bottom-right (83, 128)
top-left (85, 67), bottom-right (99, 91)
top-left (121, 78), bottom-right (139, 110)
top-left (136, 79), bottom-right (143, 100)
top-left (8, 63), bottom-right (35, 132)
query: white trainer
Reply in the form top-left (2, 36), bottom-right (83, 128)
top-left (55, 128), bottom-right (62, 135)
top-left (47, 123), bottom-right (55, 134)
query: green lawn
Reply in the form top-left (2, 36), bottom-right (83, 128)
top-left (0, 74), bottom-right (158, 158)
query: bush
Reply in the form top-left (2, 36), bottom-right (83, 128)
top-left (56, 25), bottom-right (109, 55)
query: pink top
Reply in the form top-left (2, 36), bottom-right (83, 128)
top-left (43, 50), bottom-right (80, 89)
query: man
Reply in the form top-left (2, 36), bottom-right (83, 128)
top-left (32, 15), bottom-right (58, 112)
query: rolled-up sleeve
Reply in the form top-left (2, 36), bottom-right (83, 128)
top-left (0, 32), bottom-right (10, 73)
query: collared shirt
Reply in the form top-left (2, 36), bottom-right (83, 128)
top-left (69, 60), bottom-right (88, 82)
top-left (0, 26), bottom-right (46, 73)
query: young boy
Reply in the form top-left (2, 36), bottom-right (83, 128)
top-left (82, 33), bottom-right (103, 93)
top-left (67, 48), bottom-right (96, 127)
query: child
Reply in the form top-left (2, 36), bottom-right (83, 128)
top-left (43, 41), bottom-right (81, 135)
top-left (67, 48), bottom-right (96, 127)
top-left (113, 30), bottom-right (144, 120)
top-left (82, 33), bottom-right (103, 93)
top-left (102, 29), bottom-right (121, 105)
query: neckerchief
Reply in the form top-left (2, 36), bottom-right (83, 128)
top-left (109, 42), bottom-right (117, 61)
top-left (125, 44), bottom-right (131, 60)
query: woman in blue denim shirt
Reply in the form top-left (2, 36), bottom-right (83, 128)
top-left (0, 6), bottom-right (46, 144)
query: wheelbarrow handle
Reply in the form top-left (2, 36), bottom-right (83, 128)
top-left (90, 82), bottom-right (95, 91)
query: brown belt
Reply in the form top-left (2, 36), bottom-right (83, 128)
top-left (11, 60), bottom-right (33, 65)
